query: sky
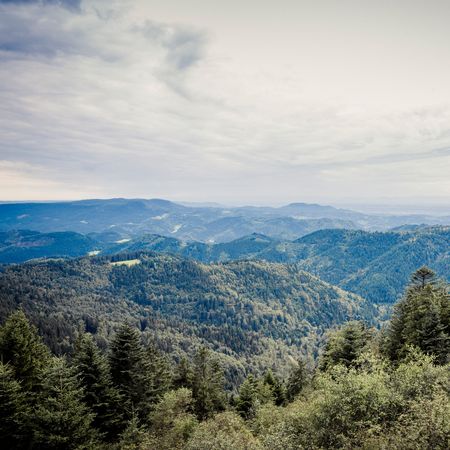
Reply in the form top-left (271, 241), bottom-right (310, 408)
top-left (0, 0), bottom-right (449, 208)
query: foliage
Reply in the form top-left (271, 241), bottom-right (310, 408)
top-left (319, 321), bottom-right (373, 370)
top-left (0, 253), bottom-right (377, 385)
top-left (383, 267), bottom-right (450, 364)
top-left (72, 333), bottom-right (124, 439)
top-left (192, 347), bottom-right (226, 420)
top-left (149, 388), bottom-right (198, 450)
top-left (0, 309), bottom-right (50, 390)
top-left (0, 267), bottom-right (448, 448)
top-left (32, 357), bottom-right (98, 450)
top-left (185, 412), bottom-right (263, 450)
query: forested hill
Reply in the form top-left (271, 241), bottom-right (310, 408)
top-left (1, 227), bottom-right (448, 305)
top-left (0, 253), bottom-right (377, 384)
top-left (105, 227), bottom-right (450, 304)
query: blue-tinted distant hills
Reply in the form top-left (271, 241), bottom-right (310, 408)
top-left (0, 198), bottom-right (448, 242)
top-left (0, 229), bottom-right (99, 264)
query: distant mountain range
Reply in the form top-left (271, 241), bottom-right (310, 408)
top-left (1, 226), bottom-right (448, 305)
top-left (0, 198), bottom-right (448, 242)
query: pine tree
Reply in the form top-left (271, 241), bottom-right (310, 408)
top-left (192, 347), bottom-right (225, 420)
top-left (108, 323), bottom-right (149, 418)
top-left (286, 358), bottom-right (308, 402)
top-left (263, 369), bottom-right (286, 406)
top-left (0, 310), bottom-right (50, 390)
top-left (0, 362), bottom-right (30, 449)
top-left (319, 321), bottom-right (372, 370)
top-left (32, 357), bottom-right (98, 450)
top-left (72, 333), bottom-right (124, 440)
top-left (236, 374), bottom-right (258, 419)
top-left (384, 268), bottom-right (449, 364)
top-left (145, 342), bottom-right (172, 405)
top-left (411, 266), bottom-right (436, 289)
top-left (173, 356), bottom-right (194, 389)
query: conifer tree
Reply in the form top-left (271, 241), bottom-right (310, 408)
top-left (236, 374), bottom-right (258, 419)
top-left (263, 369), bottom-right (286, 406)
top-left (192, 347), bottom-right (225, 420)
top-left (32, 357), bottom-right (98, 450)
top-left (411, 266), bottom-right (436, 289)
top-left (173, 356), bottom-right (194, 389)
top-left (286, 358), bottom-right (308, 402)
top-left (145, 342), bottom-right (172, 405)
top-left (108, 323), bottom-right (149, 417)
top-left (72, 333), bottom-right (124, 440)
top-left (384, 267), bottom-right (449, 364)
top-left (0, 362), bottom-right (30, 449)
top-left (0, 310), bottom-right (50, 390)
top-left (319, 321), bottom-right (372, 371)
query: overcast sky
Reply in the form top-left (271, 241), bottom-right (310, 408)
top-left (0, 0), bottom-right (449, 207)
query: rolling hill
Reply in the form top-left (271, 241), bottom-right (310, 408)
top-left (104, 227), bottom-right (450, 304)
top-left (0, 253), bottom-right (378, 383)
top-left (0, 227), bottom-right (448, 306)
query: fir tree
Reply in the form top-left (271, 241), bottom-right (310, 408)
top-left (72, 333), bottom-right (124, 440)
top-left (173, 356), bottom-right (194, 389)
top-left (319, 321), bottom-right (372, 370)
top-left (384, 268), bottom-right (449, 364)
top-left (286, 358), bottom-right (309, 402)
top-left (0, 362), bottom-right (30, 449)
top-left (145, 342), bottom-right (172, 405)
top-left (0, 309), bottom-right (50, 390)
top-left (192, 347), bottom-right (225, 420)
top-left (108, 323), bottom-right (149, 418)
top-left (263, 369), bottom-right (286, 406)
top-left (32, 357), bottom-right (98, 450)
top-left (235, 374), bottom-right (258, 419)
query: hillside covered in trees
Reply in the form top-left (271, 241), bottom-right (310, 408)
top-left (0, 267), bottom-right (448, 449)
top-left (1, 227), bottom-right (448, 306)
top-left (105, 227), bottom-right (449, 304)
top-left (0, 253), bottom-right (378, 383)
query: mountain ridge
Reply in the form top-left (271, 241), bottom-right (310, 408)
top-left (0, 198), bottom-right (448, 243)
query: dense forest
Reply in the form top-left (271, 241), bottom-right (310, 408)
top-left (1, 227), bottom-right (448, 306)
top-left (0, 267), bottom-right (448, 449)
top-left (0, 253), bottom-right (378, 384)
top-left (106, 227), bottom-right (449, 304)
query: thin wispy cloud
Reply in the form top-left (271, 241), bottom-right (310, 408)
top-left (0, 0), bottom-right (449, 206)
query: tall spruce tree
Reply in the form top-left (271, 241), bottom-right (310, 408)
top-left (0, 362), bottom-right (30, 449)
top-left (173, 356), bottom-right (194, 389)
top-left (384, 267), bottom-right (449, 364)
top-left (32, 357), bottom-right (97, 450)
top-left (192, 347), bottom-right (225, 420)
top-left (72, 333), bottom-right (124, 440)
top-left (263, 369), bottom-right (286, 406)
top-left (286, 358), bottom-right (309, 402)
top-left (0, 310), bottom-right (50, 390)
top-left (145, 342), bottom-right (172, 405)
top-left (108, 323), bottom-right (149, 419)
top-left (235, 374), bottom-right (258, 419)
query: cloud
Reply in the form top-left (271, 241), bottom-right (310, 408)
top-left (137, 20), bottom-right (207, 71)
top-left (0, 0), bottom-right (449, 206)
